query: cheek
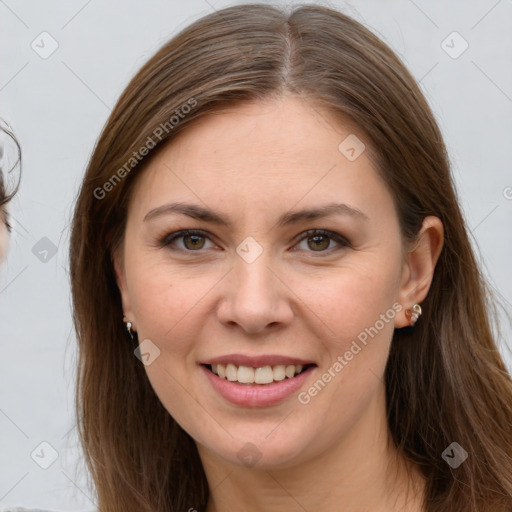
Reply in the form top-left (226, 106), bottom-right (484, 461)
top-left (126, 262), bottom-right (209, 432)
top-left (295, 253), bottom-right (401, 344)
top-left (127, 258), bottom-right (220, 347)
top-left (294, 254), bottom-right (400, 403)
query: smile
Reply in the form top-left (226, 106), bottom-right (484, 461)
top-left (200, 362), bottom-right (317, 408)
top-left (206, 363), bottom-right (313, 385)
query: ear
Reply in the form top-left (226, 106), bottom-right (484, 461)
top-left (394, 216), bottom-right (444, 328)
top-left (112, 247), bottom-right (135, 324)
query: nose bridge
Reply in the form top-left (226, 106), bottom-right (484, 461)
top-left (233, 237), bottom-right (276, 301)
top-left (217, 235), bottom-right (293, 332)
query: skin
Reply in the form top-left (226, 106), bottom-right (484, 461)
top-left (114, 94), bottom-right (444, 511)
top-left (0, 210), bottom-right (8, 263)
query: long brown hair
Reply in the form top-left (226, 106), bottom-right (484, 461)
top-left (69, 4), bottom-right (512, 511)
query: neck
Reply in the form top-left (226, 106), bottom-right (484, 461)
top-left (198, 385), bottom-right (426, 512)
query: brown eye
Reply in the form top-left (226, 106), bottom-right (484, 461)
top-left (307, 234), bottom-right (330, 251)
top-left (295, 229), bottom-right (350, 254)
top-left (160, 229), bottom-right (214, 252)
top-left (182, 233), bottom-right (205, 250)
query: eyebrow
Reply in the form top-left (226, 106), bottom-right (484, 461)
top-left (143, 201), bottom-right (369, 227)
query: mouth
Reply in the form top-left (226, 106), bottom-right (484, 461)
top-left (201, 362), bottom-right (316, 385)
top-left (200, 360), bottom-right (318, 407)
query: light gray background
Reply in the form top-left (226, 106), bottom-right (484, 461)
top-left (1, 0), bottom-right (511, 509)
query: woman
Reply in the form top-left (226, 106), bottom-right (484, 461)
top-left (0, 122), bottom-right (20, 264)
top-left (68, 3), bottom-right (512, 512)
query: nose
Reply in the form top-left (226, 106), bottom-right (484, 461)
top-left (216, 250), bottom-right (294, 334)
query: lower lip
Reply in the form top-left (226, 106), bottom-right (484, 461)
top-left (200, 364), bottom-right (316, 408)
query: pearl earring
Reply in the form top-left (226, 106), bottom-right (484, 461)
top-left (405, 303), bottom-right (422, 326)
top-left (123, 315), bottom-right (134, 339)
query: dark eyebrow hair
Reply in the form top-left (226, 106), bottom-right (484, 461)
top-left (143, 201), bottom-right (369, 227)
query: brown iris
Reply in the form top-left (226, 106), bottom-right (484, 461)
top-left (308, 234), bottom-right (330, 251)
top-left (183, 233), bottom-right (206, 250)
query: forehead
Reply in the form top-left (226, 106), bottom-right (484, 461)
top-left (166, 95), bottom-right (366, 168)
top-left (128, 95), bottom-right (395, 225)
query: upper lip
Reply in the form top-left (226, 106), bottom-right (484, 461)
top-left (200, 354), bottom-right (316, 368)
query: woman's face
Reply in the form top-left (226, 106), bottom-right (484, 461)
top-left (115, 94), bottom-right (414, 469)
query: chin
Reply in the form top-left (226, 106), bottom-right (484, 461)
top-left (197, 419), bottom-right (319, 471)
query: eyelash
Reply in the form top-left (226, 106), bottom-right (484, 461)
top-left (159, 229), bottom-right (351, 255)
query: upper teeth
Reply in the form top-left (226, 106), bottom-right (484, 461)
top-left (211, 363), bottom-right (305, 384)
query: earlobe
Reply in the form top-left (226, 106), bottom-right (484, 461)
top-left (395, 216), bottom-right (444, 328)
